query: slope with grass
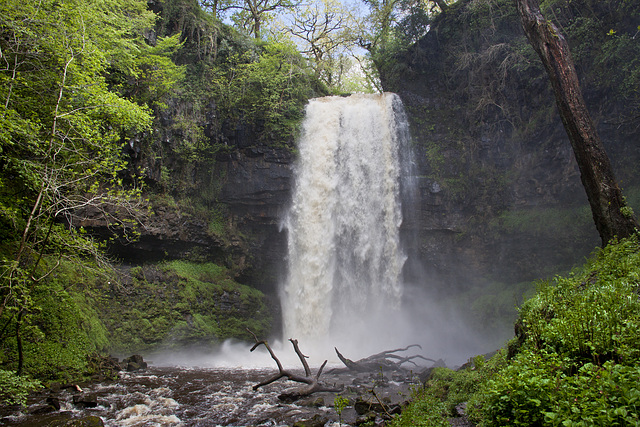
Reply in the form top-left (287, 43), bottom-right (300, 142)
top-left (392, 236), bottom-right (640, 426)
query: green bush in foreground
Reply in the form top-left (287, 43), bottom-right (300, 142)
top-left (389, 354), bottom-right (506, 427)
top-left (470, 236), bottom-right (640, 426)
top-left (388, 387), bottom-right (449, 427)
top-left (397, 236), bottom-right (640, 426)
top-left (0, 370), bottom-right (41, 406)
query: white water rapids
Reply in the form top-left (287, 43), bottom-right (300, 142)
top-left (280, 93), bottom-right (415, 357)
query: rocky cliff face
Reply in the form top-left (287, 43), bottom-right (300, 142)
top-left (217, 146), bottom-right (293, 292)
top-left (385, 0), bottom-right (640, 290)
top-left (105, 99), bottom-right (294, 295)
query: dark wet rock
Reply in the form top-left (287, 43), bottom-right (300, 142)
top-left (61, 384), bottom-right (85, 392)
top-left (121, 354), bottom-right (147, 371)
top-left (49, 415), bottom-right (105, 426)
top-left (354, 397), bottom-right (399, 417)
top-left (125, 361), bottom-right (144, 371)
top-left (5, 413), bottom-right (105, 427)
top-left (448, 402), bottom-right (475, 426)
top-left (292, 414), bottom-right (329, 427)
top-left (449, 417), bottom-right (475, 427)
top-left (298, 396), bottom-right (325, 407)
top-left (72, 394), bottom-right (98, 408)
top-left (46, 396), bottom-right (61, 410)
top-left (29, 404), bottom-right (57, 415)
top-left (355, 412), bottom-right (385, 426)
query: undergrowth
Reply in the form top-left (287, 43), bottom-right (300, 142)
top-left (397, 235), bottom-right (640, 426)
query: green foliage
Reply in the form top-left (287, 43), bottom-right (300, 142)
top-left (0, 0), bottom-right (185, 383)
top-left (389, 354), bottom-right (507, 426)
top-left (109, 34), bottom-right (186, 110)
top-left (334, 395), bottom-right (349, 414)
top-left (101, 261), bottom-right (271, 354)
top-left (0, 370), bottom-right (41, 406)
top-left (475, 351), bottom-right (640, 426)
top-left (518, 238), bottom-right (640, 364)
top-left (333, 395), bottom-right (350, 426)
top-left (468, 236), bottom-right (640, 425)
top-left (208, 206), bottom-right (228, 238)
top-left (387, 387), bottom-right (450, 427)
top-left (208, 41), bottom-right (322, 142)
top-left (144, 2), bottom-right (325, 208)
top-left (398, 237), bottom-right (640, 426)
top-left (0, 259), bottom-right (111, 382)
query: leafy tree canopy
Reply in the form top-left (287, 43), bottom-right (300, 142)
top-left (0, 0), bottom-right (182, 378)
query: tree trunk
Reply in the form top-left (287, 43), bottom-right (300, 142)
top-left (16, 310), bottom-right (24, 376)
top-left (247, 330), bottom-right (342, 402)
top-left (516, 0), bottom-right (638, 246)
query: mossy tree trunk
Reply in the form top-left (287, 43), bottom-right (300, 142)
top-left (516, 0), bottom-right (638, 246)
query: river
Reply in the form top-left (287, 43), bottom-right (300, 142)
top-left (1, 360), bottom-right (424, 426)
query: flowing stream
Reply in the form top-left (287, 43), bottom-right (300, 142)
top-left (281, 93), bottom-right (415, 357)
top-left (1, 364), bottom-right (421, 426)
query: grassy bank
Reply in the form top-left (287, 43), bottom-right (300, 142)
top-left (391, 235), bottom-right (640, 426)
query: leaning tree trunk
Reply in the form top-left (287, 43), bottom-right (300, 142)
top-left (516, 0), bottom-right (638, 246)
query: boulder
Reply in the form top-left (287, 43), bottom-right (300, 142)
top-left (72, 394), bottom-right (98, 408)
top-left (49, 416), bottom-right (105, 426)
top-left (46, 396), bottom-right (61, 411)
top-left (292, 414), bottom-right (329, 427)
top-left (121, 354), bottom-right (147, 371)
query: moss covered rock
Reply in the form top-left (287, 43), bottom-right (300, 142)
top-left (100, 261), bottom-right (273, 354)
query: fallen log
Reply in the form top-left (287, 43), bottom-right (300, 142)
top-left (334, 345), bottom-right (435, 372)
top-left (247, 329), bottom-right (342, 402)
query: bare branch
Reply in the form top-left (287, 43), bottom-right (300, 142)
top-left (247, 329), bottom-right (342, 401)
top-left (334, 345), bottom-right (435, 372)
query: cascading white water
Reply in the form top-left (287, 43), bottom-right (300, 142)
top-left (281, 93), bottom-right (414, 356)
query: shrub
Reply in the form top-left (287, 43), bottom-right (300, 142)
top-left (388, 388), bottom-right (449, 427)
top-left (0, 370), bottom-right (41, 406)
top-left (470, 236), bottom-right (640, 426)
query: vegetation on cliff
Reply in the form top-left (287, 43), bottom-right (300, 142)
top-left (102, 261), bottom-right (271, 354)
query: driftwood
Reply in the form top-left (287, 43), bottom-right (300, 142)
top-left (247, 329), bottom-right (342, 402)
top-left (334, 344), bottom-right (435, 372)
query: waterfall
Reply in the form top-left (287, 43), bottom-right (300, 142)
top-left (281, 93), bottom-right (415, 355)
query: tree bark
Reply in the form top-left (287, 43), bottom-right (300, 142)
top-left (334, 345), bottom-right (434, 372)
top-left (16, 310), bottom-right (24, 376)
top-left (432, 0), bottom-right (448, 12)
top-left (247, 329), bottom-right (342, 402)
top-left (516, 0), bottom-right (638, 246)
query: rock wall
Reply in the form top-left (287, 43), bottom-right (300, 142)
top-left (217, 146), bottom-right (293, 292)
top-left (107, 99), bottom-right (294, 295)
top-left (385, 0), bottom-right (640, 291)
